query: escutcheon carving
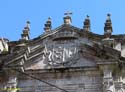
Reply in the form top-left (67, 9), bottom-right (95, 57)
top-left (42, 45), bottom-right (79, 66)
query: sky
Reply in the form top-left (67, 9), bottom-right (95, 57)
top-left (0, 0), bottom-right (125, 41)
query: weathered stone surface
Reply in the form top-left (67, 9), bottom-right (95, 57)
top-left (0, 15), bottom-right (125, 92)
top-left (17, 69), bottom-right (102, 92)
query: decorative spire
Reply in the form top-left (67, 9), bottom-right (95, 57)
top-left (63, 11), bottom-right (72, 24)
top-left (21, 21), bottom-right (30, 41)
top-left (44, 17), bottom-right (52, 32)
top-left (83, 15), bottom-right (91, 31)
top-left (104, 13), bottom-right (113, 38)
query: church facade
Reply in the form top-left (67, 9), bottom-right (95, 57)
top-left (0, 13), bottom-right (125, 92)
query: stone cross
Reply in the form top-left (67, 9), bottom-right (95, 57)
top-left (64, 11), bottom-right (73, 16)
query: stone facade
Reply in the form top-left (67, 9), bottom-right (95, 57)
top-left (0, 14), bottom-right (125, 92)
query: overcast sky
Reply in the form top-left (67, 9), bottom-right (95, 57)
top-left (0, 0), bottom-right (125, 41)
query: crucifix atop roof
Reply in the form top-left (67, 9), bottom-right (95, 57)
top-left (64, 11), bottom-right (73, 16)
top-left (63, 11), bottom-right (72, 24)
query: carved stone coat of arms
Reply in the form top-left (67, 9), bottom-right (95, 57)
top-left (42, 45), bottom-right (79, 66)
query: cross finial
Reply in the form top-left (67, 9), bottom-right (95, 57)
top-left (64, 11), bottom-right (73, 16)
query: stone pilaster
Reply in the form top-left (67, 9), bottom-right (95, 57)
top-left (103, 69), bottom-right (115, 92)
top-left (97, 58), bottom-right (118, 92)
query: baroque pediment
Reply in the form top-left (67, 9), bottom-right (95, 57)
top-left (0, 24), bottom-right (122, 71)
top-left (23, 42), bottom-right (119, 70)
top-left (24, 45), bottom-right (98, 70)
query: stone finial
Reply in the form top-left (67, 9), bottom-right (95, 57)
top-left (104, 13), bottom-right (113, 38)
top-left (83, 15), bottom-right (91, 31)
top-left (63, 11), bottom-right (72, 25)
top-left (107, 13), bottom-right (111, 20)
top-left (21, 21), bottom-right (30, 41)
top-left (44, 17), bottom-right (52, 32)
top-left (26, 21), bottom-right (30, 28)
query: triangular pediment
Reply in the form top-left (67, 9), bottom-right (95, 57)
top-left (1, 24), bottom-right (122, 71)
top-left (21, 42), bottom-right (120, 70)
top-left (2, 39), bottom-right (121, 71)
top-left (29, 24), bottom-right (104, 46)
